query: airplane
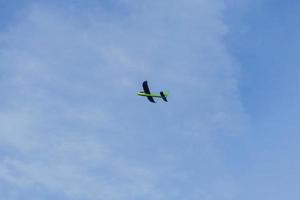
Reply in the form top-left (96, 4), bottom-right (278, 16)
top-left (137, 81), bottom-right (169, 103)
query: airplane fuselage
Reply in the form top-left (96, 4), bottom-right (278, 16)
top-left (137, 92), bottom-right (162, 98)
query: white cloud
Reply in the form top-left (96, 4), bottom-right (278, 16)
top-left (0, 1), bottom-right (247, 199)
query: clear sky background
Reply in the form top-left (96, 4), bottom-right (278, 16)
top-left (0, 0), bottom-right (299, 200)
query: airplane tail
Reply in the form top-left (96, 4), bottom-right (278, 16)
top-left (160, 91), bottom-right (169, 102)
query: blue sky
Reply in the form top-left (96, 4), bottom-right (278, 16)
top-left (225, 1), bottom-right (300, 199)
top-left (0, 0), bottom-right (299, 199)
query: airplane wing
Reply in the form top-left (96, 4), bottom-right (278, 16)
top-left (142, 81), bottom-right (156, 103)
top-left (142, 81), bottom-right (151, 94)
top-left (146, 96), bottom-right (156, 103)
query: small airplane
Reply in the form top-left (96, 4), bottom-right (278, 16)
top-left (137, 81), bottom-right (169, 103)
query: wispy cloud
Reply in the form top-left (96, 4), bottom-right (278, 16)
top-left (0, 1), bottom-right (247, 199)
